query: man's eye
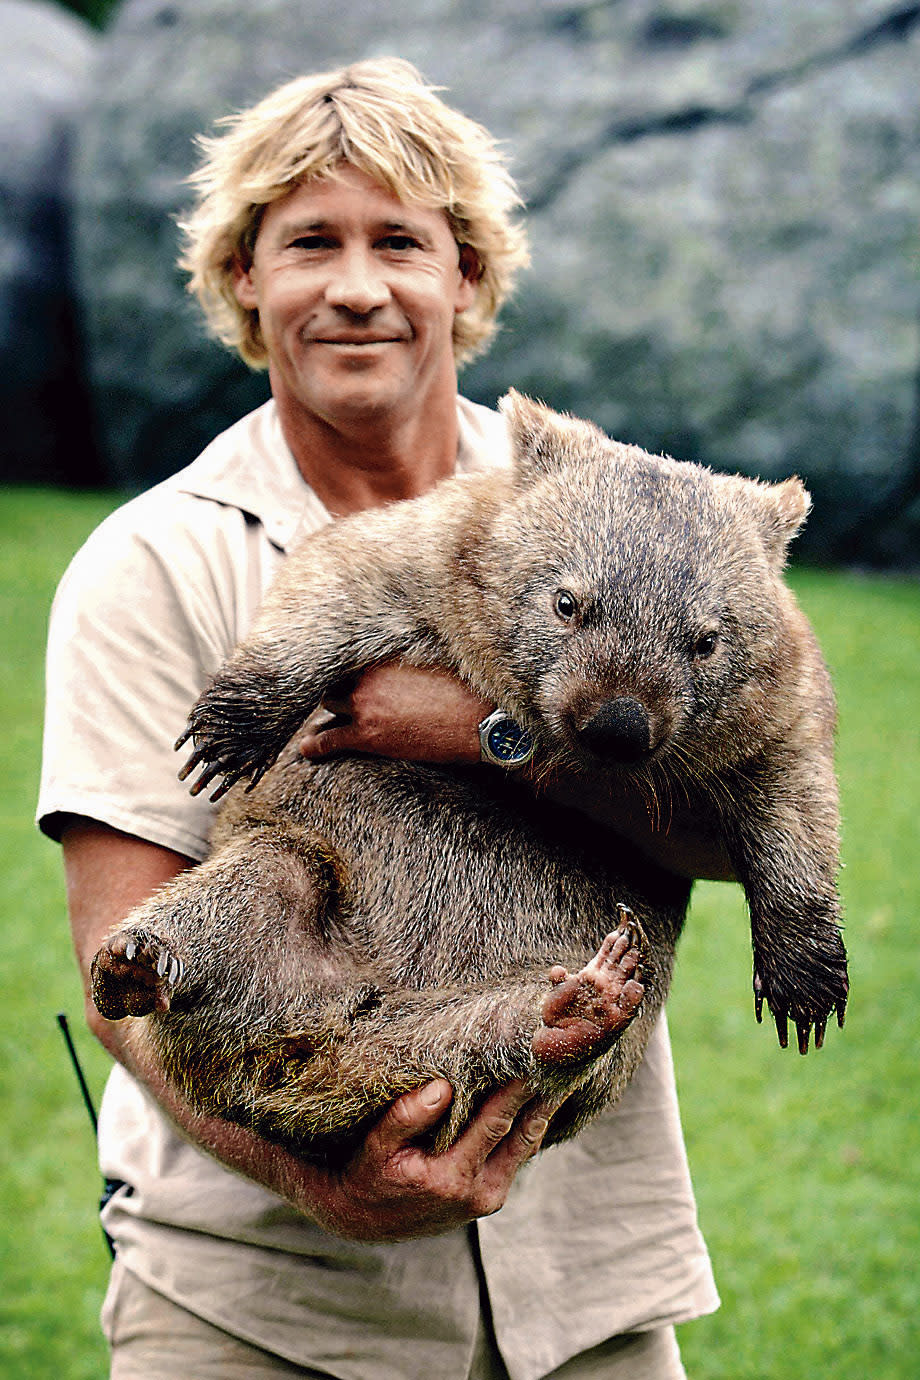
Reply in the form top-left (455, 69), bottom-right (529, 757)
top-left (290, 235), bottom-right (335, 251)
top-left (380, 235), bottom-right (420, 251)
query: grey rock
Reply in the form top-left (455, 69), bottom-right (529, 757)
top-left (0, 0), bottom-right (102, 485)
top-left (74, 0), bottom-right (920, 562)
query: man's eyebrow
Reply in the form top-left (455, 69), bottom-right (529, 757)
top-left (376, 218), bottom-right (429, 236)
top-left (274, 216), bottom-right (434, 241)
top-left (274, 218), bottom-right (334, 238)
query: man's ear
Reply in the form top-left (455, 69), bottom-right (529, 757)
top-left (232, 257), bottom-right (259, 311)
top-left (454, 245), bottom-right (480, 315)
top-left (458, 244), bottom-right (482, 284)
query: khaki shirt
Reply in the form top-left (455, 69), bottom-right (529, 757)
top-left (38, 398), bottom-right (718, 1380)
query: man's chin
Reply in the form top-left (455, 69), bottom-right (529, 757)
top-left (313, 384), bottom-right (412, 429)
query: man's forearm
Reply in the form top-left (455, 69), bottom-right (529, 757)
top-left (88, 1006), bottom-right (362, 1235)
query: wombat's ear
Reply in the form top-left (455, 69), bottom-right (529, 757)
top-left (718, 473), bottom-right (812, 562)
top-left (759, 476), bottom-right (812, 559)
top-left (499, 390), bottom-right (607, 484)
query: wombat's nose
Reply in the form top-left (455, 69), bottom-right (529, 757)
top-left (576, 697), bottom-right (652, 763)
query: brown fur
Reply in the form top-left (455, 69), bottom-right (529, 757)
top-left (91, 392), bottom-right (847, 1166)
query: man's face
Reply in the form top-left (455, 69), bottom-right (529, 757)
top-left (233, 166), bottom-right (477, 434)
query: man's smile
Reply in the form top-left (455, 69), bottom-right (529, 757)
top-left (311, 335), bottom-right (407, 345)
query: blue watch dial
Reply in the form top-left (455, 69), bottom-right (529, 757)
top-left (486, 717), bottom-right (534, 766)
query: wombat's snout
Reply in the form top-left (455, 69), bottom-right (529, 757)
top-left (576, 697), bottom-right (653, 763)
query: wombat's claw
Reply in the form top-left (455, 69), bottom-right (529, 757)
top-left (245, 761), bottom-right (271, 793)
top-left (177, 751), bottom-right (233, 802)
top-left (176, 734), bottom-right (272, 802)
top-left (755, 960), bottom-right (847, 1053)
top-left (795, 1019), bottom-right (812, 1056)
top-left (753, 971), bottom-right (765, 1024)
top-left (91, 929), bottom-right (186, 1020)
top-left (614, 902), bottom-right (646, 956)
top-left (176, 739), bottom-right (222, 795)
top-left (774, 1008), bottom-right (789, 1049)
top-left (176, 741), bottom-right (206, 782)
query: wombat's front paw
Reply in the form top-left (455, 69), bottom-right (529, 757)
top-left (176, 662), bottom-right (306, 801)
top-left (176, 710), bottom-right (272, 802)
top-left (91, 928), bottom-right (186, 1019)
top-left (753, 930), bottom-right (848, 1055)
top-left (532, 908), bottom-right (646, 1067)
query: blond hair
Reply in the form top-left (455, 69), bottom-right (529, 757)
top-left (178, 58), bottom-right (529, 368)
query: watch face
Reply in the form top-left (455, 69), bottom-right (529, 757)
top-left (486, 717), bottom-right (535, 766)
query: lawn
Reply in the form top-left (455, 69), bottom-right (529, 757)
top-left (1, 486), bottom-right (917, 1377)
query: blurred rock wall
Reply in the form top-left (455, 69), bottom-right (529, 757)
top-left (55, 2), bottom-right (920, 559)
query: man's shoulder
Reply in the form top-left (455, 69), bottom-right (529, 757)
top-left (63, 469), bottom-right (236, 596)
top-left (62, 402), bottom-right (302, 586)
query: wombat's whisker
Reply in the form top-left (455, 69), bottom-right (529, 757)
top-left (662, 744), bottom-right (706, 798)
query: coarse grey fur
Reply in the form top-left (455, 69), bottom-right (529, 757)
top-left (91, 392), bottom-right (847, 1166)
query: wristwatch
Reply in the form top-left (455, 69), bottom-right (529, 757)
top-left (478, 709), bottom-right (536, 769)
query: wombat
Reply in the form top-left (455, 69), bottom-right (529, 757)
top-left (91, 391), bottom-right (848, 1167)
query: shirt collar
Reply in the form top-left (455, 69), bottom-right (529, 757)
top-left (173, 395), bottom-right (510, 552)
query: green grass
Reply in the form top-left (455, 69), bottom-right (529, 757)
top-left (1, 488), bottom-right (120, 1380)
top-left (672, 569), bottom-right (920, 1377)
top-left (1, 487), bottom-right (918, 1377)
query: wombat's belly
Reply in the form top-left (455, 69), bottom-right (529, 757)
top-left (222, 751), bottom-right (689, 990)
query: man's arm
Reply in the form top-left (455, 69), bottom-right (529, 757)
top-left (63, 818), bottom-right (555, 1242)
top-left (299, 662), bottom-right (736, 882)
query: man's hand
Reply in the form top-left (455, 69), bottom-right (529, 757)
top-left (285, 1078), bottom-right (555, 1242)
top-left (299, 662), bottom-right (489, 765)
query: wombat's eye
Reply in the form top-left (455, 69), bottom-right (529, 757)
top-left (553, 589), bottom-right (579, 622)
top-left (693, 630), bottom-right (718, 659)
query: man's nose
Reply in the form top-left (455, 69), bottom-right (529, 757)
top-left (324, 247), bottom-right (390, 314)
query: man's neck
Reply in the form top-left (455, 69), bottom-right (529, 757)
top-left (276, 393), bottom-right (461, 517)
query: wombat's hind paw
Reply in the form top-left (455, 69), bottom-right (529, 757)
top-left (91, 928), bottom-right (185, 1019)
top-left (532, 908), bottom-right (646, 1067)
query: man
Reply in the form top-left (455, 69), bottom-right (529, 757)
top-left (39, 58), bottom-right (719, 1378)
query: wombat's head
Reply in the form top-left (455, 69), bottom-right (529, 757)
top-left (482, 392), bottom-right (812, 785)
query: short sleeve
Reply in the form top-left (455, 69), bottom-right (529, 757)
top-left (37, 490), bottom-right (282, 861)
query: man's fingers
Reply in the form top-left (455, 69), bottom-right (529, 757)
top-left (448, 1081), bottom-right (538, 1172)
top-left (341, 1080), bottom-right (558, 1232)
top-left (300, 727), bottom-right (350, 760)
top-left (488, 1094), bottom-right (560, 1173)
top-left (367, 1079), bottom-right (454, 1158)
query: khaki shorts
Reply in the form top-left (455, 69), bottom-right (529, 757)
top-left (102, 1258), bottom-right (687, 1379)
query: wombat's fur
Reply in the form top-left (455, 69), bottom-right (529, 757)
top-left (91, 392), bottom-right (848, 1167)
